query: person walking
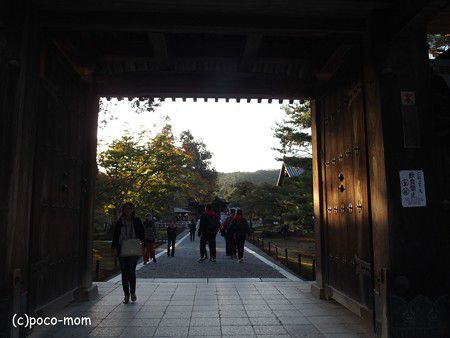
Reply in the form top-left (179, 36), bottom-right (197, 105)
top-left (222, 209), bottom-right (236, 258)
top-left (111, 202), bottom-right (145, 304)
top-left (230, 209), bottom-right (250, 263)
top-left (189, 219), bottom-right (196, 241)
top-left (198, 204), bottom-right (220, 262)
top-left (143, 213), bottom-right (157, 264)
top-left (196, 217), bottom-right (207, 259)
top-left (166, 220), bottom-right (178, 257)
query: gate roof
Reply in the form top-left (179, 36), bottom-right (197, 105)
top-left (22, 1), bottom-right (450, 99)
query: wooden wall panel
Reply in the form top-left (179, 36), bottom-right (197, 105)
top-left (28, 44), bottom-right (89, 311)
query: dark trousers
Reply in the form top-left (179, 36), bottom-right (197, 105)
top-left (236, 235), bottom-right (246, 259)
top-left (200, 234), bottom-right (216, 259)
top-left (167, 235), bottom-right (176, 256)
top-left (225, 233), bottom-right (236, 256)
top-left (190, 230), bottom-right (195, 241)
top-left (119, 256), bottom-right (138, 296)
top-left (224, 234), bottom-right (230, 256)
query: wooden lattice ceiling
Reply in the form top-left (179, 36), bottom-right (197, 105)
top-left (27, 0), bottom-right (450, 99)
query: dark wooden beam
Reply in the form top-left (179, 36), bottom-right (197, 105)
top-left (241, 34), bottom-right (262, 71)
top-left (427, 5), bottom-right (450, 33)
top-left (39, 12), bottom-right (367, 36)
top-left (52, 37), bottom-right (94, 80)
top-left (99, 55), bottom-right (157, 62)
top-left (147, 32), bottom-right (170, 69)
top-left (97, 55), bottom-right (310, 65)
top-left (95, 71), bottom-right (312, 99)
top-left (316, 44), bottom-right (352, 82)
top-left (35, 0), bottom-right (394, 19)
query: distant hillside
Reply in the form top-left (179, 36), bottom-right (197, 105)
top-left (217, 169), bottom-right (279, 197)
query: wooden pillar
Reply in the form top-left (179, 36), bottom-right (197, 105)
top-left (363, 18), bottom-right (450, 336)
top-left (0, 6), bottom-right (40, 337)
top-left (310, 99), bottom-right (326, 299)
top-left (0, 23), bottom-right (21, 338)
top-left (74, 89), bottom-right (99, 301)
top-left (362, 29), bottom-right (391, 338)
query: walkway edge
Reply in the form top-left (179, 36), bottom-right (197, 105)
top-left (244, 246), bottom-right (301, 282)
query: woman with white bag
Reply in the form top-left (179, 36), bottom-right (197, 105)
top-left (112, 202), bottom-right (145, 304)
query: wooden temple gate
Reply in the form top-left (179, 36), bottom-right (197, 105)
top-left (1, 1), bottom-right (450, 337)
top-left (28, 44), bottom-right (92, 312)
top-left (319, 51), bottom-right (374, 315)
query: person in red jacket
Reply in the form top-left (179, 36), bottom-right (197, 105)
top-left (229, 209), bottom-right (250, 263)
top-left (198, 204), bottom-right (220, 262)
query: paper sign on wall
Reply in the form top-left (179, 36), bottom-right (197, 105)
top-left (399, 170), bottom-right (426, 207)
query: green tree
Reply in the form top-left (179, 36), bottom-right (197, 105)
top-left (278, 173), bottom-right (314, 234)
top-left (98, 97), bottom-right (160, 129)
top-left (272, 101), bottom-right (314, 234)
top-left (274, 101), bottom-right (312, 158)
top-left (226, 181), bottom-right (283, 224)
top-left (180, 130), bottom-right (218, 204)
top-left (96, 124), bottom-right (191, 223)
top-left (226, 175), bottom-right (313, 234)
top-left (428, 34), bottom-right (450, 58)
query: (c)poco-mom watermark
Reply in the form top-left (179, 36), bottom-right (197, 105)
top-left (12, 313), bottom-right (91, 329)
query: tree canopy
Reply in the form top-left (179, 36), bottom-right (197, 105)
top-left (225, 173), bottom-right (313, 234)
top-left (273, 101), bottom-right (312, 158)
top-left (95, 125), bottom-right (217, 227)
top-left (179, 130), bottom-right (218, 205)
top-left (224, 101), bottom-right (314, 235)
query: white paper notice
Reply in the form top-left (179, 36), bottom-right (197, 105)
top-left (399, 170), bottom-right (426, 207)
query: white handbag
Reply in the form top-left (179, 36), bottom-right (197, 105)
top-left (120, 239), bottom-right (142, 257)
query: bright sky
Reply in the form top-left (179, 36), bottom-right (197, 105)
top-left (97, 99), bottom-right (288, 173)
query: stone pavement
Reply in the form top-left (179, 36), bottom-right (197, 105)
top-left (32, 233), bottom-right (373, 337)
top-left (134, 232), bottom-right (287, 279)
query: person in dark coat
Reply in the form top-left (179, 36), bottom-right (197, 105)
top-left (189, 219), bottom-right (196, 241)
top-left (198, 204), bottom-right (220, 262)
top-left (229, 209), bottom-right (250, 263)
top-left (166, 220), bottom-right (178, 257)
top-left (222, 209), bottom-right (236, 258)
top-left (111, 202), bottom-right (145, 304)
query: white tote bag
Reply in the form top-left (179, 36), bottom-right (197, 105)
top-left (120, 239), bottom-right (142, 257)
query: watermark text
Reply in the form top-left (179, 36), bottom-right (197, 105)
top-left (12, 313), bottom-right (91, 329)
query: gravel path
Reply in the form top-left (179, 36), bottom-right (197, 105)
top-left (136, 232), bottom-right (285, 279)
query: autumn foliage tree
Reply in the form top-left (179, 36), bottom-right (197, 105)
top-left (95, 125), bottom-right (217, 230)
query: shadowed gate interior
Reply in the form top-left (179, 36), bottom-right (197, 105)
top-left (1, 1), bottom-right (450, 337)
top-left (29, 44), bottom-right (91, 311)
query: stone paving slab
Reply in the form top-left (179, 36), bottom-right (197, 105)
top-left (30, 232), bottom-right (373, 337)
top-left (31, 280), bottom-right (373, 337)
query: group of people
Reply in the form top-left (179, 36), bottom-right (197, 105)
top-left (222, 208), bottom-right (251, 262)
top-left (111, 202), bottom-right (251, 304)
top-left (196, 205), bottom-right (251, 263)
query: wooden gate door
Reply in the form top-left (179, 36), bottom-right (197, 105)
top-left (28, 45), bottom-right (88, 311)
top-left (321, 56), bottom-right (373, 311)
